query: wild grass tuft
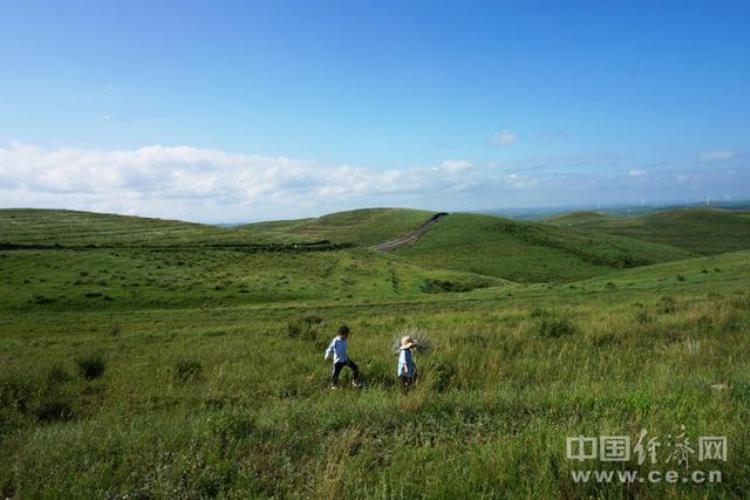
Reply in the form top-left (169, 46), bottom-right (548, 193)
top-left (75, 352), bottom-right (106, 380)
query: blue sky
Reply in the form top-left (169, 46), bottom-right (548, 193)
top-left (1, 1), bottom-right (748, 222)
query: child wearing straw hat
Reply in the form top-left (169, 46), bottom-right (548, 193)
top-left (397, 335), bottom-right (418, 389)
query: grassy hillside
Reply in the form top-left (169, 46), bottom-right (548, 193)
top-left (392, 213), bottom-right (693, 282)
top-left (544, 210), bottom-right (611, 226)
top-left (0, 209), bottom-right (269, 247)
top-left (2, 245), bottom-right (749, 497)
top-left (240, 207), bottom-right (436, 245)
top-left (3, 207), bottom-right (750, 497)
top-left (0, 248), bottom-right (503, 312)
top-left (567, 208), bottom-right (750, 255)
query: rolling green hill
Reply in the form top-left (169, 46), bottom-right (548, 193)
top-left (2, 208), bottom-right (698, 285)
top-left (0, 247), bottom-right (503, 312)
top-left (240, 207), bottom-right (436, 245)
top-left (543, 210), bottom-right (612, 226)
top-left (0, 209), bottom-right (267, 247)
top-left (2, 207), bottom-right (750, 497)
top-left (391, 212), bottom-right (693, 282)
top-left (566, 208), bottom-right (750, 255)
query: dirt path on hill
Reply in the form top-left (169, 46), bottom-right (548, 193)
top-left (374, 212), bottom-right (449, 251)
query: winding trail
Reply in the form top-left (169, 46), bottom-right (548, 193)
top-left (374, 212), bottom-right (449, 252)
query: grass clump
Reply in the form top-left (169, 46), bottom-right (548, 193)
top-left (538, 317), bottom-right (575, 338)
top-left (47, 363), bottom-right (73, 384)
top-left (390, 327), bottom-right (435, 354)
top-left (286, 315), bottom-right (324, 341)
top-left (174, 359), bottom-right (203, 382)
top-left (75, 352), bottom-right (106, 380)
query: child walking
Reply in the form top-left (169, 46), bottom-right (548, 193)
top-left (397, 335), bottom-right (417, 390)
top-left (324, 325), bottom-right (361, 388)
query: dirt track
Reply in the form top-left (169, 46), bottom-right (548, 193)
top-left (373, 212), bottom-right (449, 251)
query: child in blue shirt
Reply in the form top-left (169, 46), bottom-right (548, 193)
top-left (324, 325), bottom-right (361, 388)
top-left (397, 335), bottom-right (418, 390)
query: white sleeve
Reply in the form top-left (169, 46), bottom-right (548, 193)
top-left (324, 340), bottom-right (334, 359)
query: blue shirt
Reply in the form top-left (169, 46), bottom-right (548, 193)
top-left (397, 348), bottom-right (415, 377)
top-left (324, 336), bottom-right (349, 364)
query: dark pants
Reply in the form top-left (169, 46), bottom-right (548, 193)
top-left (331, 359), bottom-right (360, 386)
top-left (400, 375), bottom-right (415, 391)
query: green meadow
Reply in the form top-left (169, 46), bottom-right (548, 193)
top-left (1, 207), bottom-right (749, 498)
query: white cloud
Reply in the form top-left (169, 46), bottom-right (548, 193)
top-left (491, 129), bottom-right (517, 145)
top-left (699, 150), bottom-right (736, 162)
top-left (3, 143), bottom-right (748, 221)
top-left (0, 144), bottom-right (534, 221)
top-left (435, 160), bottom-right (474, 173)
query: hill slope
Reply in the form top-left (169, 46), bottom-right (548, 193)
top-left (391, 213), bottom-right (693, 282)
top-left (0, 247), bottom-right (505, 311)
top-left (569, 208), bottom-right (750, 254)
top-left (544, 210), bottom-right (611, 226)
top-left (240, 208), bottom-right (437, 245)
top-left (0, 209), bottom-right (265, 247)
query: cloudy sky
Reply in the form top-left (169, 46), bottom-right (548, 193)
top-left (1, 1), bottom-right (748, 222)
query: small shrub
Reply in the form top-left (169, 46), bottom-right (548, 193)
top-left (529, 307), bottom-right (548, 318)
top-left (75, 352), bottom-right (106, 380)
top-left (635, 310), bottom-right (653, 325)
top-left (208, 410), bottom-right (255, 445)
top-left (676, 274), bottom-right (686, 282)
top-left (174, 359), bottom-right (203, 382)
top-left (391, 327), bottom-right (434, 354)
top-left (361, 359), bottom-right (396, 388)
top-left (301, 314), bottom-right (324, 326)
top-left (539, 318), bottom-right (575, 338)
top-left (47, 364), bottom-right (73, 384)
top-left (33, 295), bottom-right (55, 305)
top-left (286, 316), bottom-right (321, 341)
top-left (420, 278), bottom-right (489, 294)
top-left (606, 282), bottom-right (616, 289)
top-left (108, 324), bottom-right (121, 337)
top-left (589, 332), bottom-right (620, 347)
top-left (35, 398), bottom-right (75, 422)
top-left (659, 296), bottom-right (677, 314)
top-left (431, 361), bottom-right (457, 392)
top-left (0, 372), bottom-right (37, 412)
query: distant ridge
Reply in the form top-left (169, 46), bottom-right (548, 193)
top-left (559, 207), bottom-right (750, 254)
top-left (544, 211), bottom-right (610, 226)
top-left (374, 212), bottom-right (449, 251)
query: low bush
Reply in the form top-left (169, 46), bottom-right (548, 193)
top-left (539, 318), bottom-right (575, 338)
top-left (174, 359), bottom-right (203, 382)
top-left (391, 327), bottom-right (435, 354)
top-left (286, 315), bottom-right (323, 341)
top-left (75, 352), bottom-right (106, 380)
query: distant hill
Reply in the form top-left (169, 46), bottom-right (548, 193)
top-left (390, 212), bottom-right (693, 282)
top-left (240, 208), bottom-right (436, 246)
top-left (563, 208), bottom-right (750, 255)
top-left (544, 211), bottom-right (611, 226)
top-left (0, 208), bottom-right (259, 247)
top-left (0, 207), bottom-right (711, 284)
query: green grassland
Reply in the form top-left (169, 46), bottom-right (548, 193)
top-left (0, 209), bottom-right (266, 247)
top-left (0, 248), bottom-right (501, 311)
top-left (392, 213), bottom-right (693, 282)
top-left (1, 208), bottom-right (749, 498)
top-left (551, 208), bottom-right (750, 255)
top-left (239, 208), bottom-right (436, 245)
top-left (544, 210), bottom-right (612, 226)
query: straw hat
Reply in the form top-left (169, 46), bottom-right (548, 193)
top-left (400, 335), bottom-right (417, 350)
